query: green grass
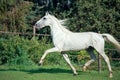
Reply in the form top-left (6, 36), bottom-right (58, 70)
top-left (0, 65), bottom-right (120, 80)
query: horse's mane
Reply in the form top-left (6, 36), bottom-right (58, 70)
top-left (47, 14), bottom-right (72, 34)
top-left (59, 19), bottom-right (68, 26)
top-left (49, 15), bottom-right (68, 29)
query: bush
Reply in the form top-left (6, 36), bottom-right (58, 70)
top-left (0, 36), bottom-right (30, 65)
top-left (0, 35), bottom-right (66, 66)
top-left (0, 36), bottom-right (51, 65)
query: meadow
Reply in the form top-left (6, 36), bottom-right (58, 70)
top-left (0, 65), bottom-right (120, 80)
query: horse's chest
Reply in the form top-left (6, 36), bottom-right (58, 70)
top-left (52, 35), bottom-right (65, 46)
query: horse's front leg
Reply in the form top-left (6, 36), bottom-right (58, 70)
top-left (39, 47), bottom-right (59, 65)
top-left (61, 52), bottom-right (78, 75)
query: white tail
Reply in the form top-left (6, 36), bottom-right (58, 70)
top-left (102, 34), bottom-right (120, 53)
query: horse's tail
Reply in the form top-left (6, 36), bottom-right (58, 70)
top-left (101, 34), bottom-right (120, 53)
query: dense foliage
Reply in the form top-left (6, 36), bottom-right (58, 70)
top-left (0, 36), bottom-right (67, 66)
top-left (0, 0), bottom-right (32, 32)
top-left (0, 0), bottom-right (120, 66)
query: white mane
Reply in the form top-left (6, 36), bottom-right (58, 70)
top-left (48, 14), bottom-right (70, 33)
top-left (59, 19), bottom-right (68, 26)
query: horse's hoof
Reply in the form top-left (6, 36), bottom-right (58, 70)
top-left (73, 73), bottom-right (78, 76)
top-left (109, 73), bottom-right (113, 78)
top-left (82, 66), bottom-right (86, 71)
top-left (109, 75), bottom-right (113, 78)
top-left (38, 63), bottom-right (42, 66)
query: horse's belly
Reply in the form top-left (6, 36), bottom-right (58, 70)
top-left (63, 39), bottom-right (91, 51)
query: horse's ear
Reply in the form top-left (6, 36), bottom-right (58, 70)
top-left (45, 11), bottom-right (49, 15)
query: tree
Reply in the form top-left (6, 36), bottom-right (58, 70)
top-left (0, 0), bottom-right (32, 32)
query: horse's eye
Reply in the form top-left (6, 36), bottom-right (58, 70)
top-left (43, 17), bottom-right (46, 20)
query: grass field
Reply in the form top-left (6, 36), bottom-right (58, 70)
top-left (0, 65), bottom-right (120, 80)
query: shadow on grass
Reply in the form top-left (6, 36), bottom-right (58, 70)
top-left (0, 67), bottom-right (79, 74)
top-left (24, 68), bottom-right (73, 74)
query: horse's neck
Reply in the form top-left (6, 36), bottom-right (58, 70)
top-left (50, 21), bottom-right (71, 38)
top-left (50, 23), bottom-right (64, 37)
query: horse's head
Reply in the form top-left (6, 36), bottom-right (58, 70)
top-left (34, 12), bottom-right (68, 30)
top-left (35, 12), bottom-right (51, 29)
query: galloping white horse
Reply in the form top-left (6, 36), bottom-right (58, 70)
top-left (34, 12), bottom-right (120, 78)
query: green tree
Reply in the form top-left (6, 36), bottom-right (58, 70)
top-left (0, 0), bottom-right (32, 32)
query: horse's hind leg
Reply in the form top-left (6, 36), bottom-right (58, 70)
top-left (98, 51), bottom-right (113, 78)
top-left (61, 52), bottom-right (78, 75)
top-left (95, 46), bottom-right (113, 78)
top-left (83, 48), bottom-right (96, 71)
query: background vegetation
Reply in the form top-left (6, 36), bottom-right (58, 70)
top-left (0, 0), bottom-right (120, 68)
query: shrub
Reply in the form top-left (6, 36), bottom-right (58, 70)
top-left (0, 36), bottom-right (31, 65)
top-left (0, 35), bottom-right (65, 66)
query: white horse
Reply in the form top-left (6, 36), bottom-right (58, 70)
top-left (34, 12), bottom-right (120, 78)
